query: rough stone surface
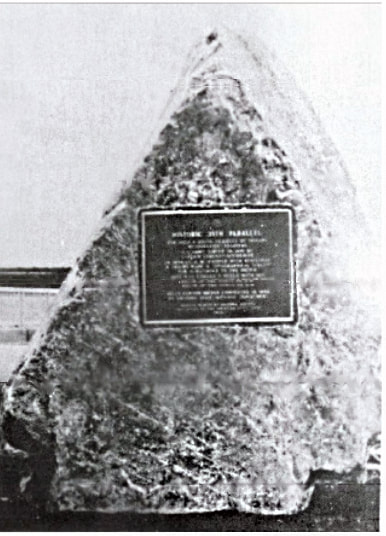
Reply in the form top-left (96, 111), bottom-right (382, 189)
top-left (0, 30), bottom-right (380, 515)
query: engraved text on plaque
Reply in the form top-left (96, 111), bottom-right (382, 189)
top-left (140, 207), bottom-right (295, 325)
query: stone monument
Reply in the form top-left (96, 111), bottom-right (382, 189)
top-left (0, 30), bottom-right (380, 516)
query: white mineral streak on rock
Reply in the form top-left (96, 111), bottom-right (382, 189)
top-left (0, 29), bottom-right (380, 516)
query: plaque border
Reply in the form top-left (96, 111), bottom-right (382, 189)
top-left (139, 205), bottom-right (297, 327)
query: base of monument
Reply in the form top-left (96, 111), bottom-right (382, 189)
top-left (0, 481), bottom-right (379, 531)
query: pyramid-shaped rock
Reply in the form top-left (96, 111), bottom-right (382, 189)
top-left (0, 30), bottom-right (380, 515)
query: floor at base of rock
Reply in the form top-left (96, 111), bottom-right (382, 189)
top-left (0, 481), bottom-right (379, 532)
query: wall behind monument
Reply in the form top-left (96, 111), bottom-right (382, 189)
top-left (0, 4), bottom-right (381, 279)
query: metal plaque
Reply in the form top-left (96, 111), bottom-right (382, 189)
top-left (139, 207), bottom-right (296, 326)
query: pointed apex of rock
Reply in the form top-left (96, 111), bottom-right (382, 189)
top-left (205, 30), bottom-right (218, 44)
top-left (168, 27), bottom-right (373, 287)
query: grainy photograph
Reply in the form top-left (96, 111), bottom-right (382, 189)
top-left (0, 3), bottom-right (381, 531)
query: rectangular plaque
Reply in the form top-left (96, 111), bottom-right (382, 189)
top-left (139, 207), bottom-right (296, 326)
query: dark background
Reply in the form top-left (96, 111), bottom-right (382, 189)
top-left (0, 481), bottom-right (379, 531)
